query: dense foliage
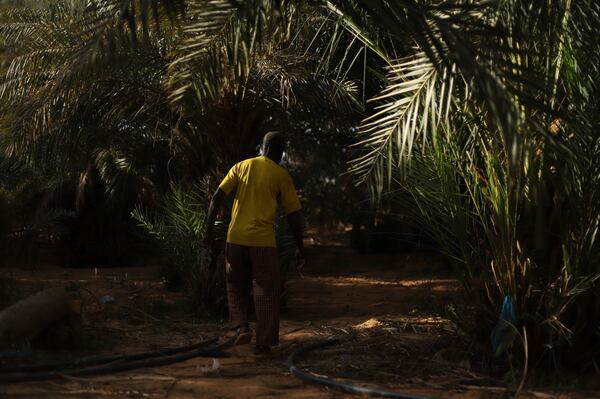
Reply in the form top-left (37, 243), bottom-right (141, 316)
top-left (336, 0), bottom-right (600, 369)
top-left (132, 183), bottom-right (226, 316)
top-left (0, 0), bottom-right (364, 264)
top-left (0, 1), bottom-right (365, 312)
top-left (1, 0), bottom-right (599, 373)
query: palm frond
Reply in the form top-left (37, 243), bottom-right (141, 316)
top-left (166, 0), bottom-right (293, 111)
top-left (82, 0), bottom-right (184, 41)
top-left (166, 0), bottom-right (238, 108)
top-left (349, 52), bottom-right (455, 190)
top-left (332, 0), bottom-right (559, 191)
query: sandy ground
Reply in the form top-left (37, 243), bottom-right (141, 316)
top-left (0, 243), bottom-right (598, 399)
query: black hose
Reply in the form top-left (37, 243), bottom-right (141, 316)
top-left (0, 350), bottom-right (32, 360)
top-left (0, 338), bottom-right (218, 373)
top-left (287, 339), bottom-right (442, 399)
top-left (0, 334), bottom-right (238, 384)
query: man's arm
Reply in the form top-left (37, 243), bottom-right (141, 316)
top-left (204, 188), bottom-right (226, 244)
top-left (286, 210), bottom-right (305, 272)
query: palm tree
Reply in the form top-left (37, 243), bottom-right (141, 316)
top-left (89, 0), bottom-right (600, 367)
top-left (1, 0), bottom-right (361, 172)
top-left (0, 2), bottom-right (179, 263)
top-left (0, 1), bottom-right (362, 263)
top-left (332, 0), bottom-right (600, 368)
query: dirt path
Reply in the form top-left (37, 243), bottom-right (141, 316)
top-left (0, 245), bottom-right (595, 398)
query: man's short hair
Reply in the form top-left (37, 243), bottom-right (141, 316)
top-left (263, 131), bottom-right (285, 153)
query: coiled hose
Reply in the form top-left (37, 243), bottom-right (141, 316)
top-left (0, 333), bottom-right (238, 384)
top-left (0, 338), bottom-right (218, 373)
top-left (287, 339), bottom-right (442, 399)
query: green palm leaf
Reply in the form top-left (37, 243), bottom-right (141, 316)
top-left (166, 0), bottom-right (239, 108)
top-left (349, 52), bottom-right (455, 191)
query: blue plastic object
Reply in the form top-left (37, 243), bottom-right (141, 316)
top-left (490, 295), bottom-right (518, 356)
top-left (99, 295), bottom-right (115, 304)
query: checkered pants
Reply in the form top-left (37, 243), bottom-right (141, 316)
top-left (225, 243), bottom-right (281, 346)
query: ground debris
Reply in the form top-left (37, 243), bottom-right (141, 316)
top-left (1, 248), bottom-right (597, 399)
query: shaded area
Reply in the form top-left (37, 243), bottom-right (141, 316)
top-left (1, 238), bottom-right (597, 398)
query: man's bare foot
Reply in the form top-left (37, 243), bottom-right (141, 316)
top-left (234, 324), bottom-right (253, 346)
top-left (228, 322), bottom-right (250, 331)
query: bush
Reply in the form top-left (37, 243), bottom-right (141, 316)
top-left (132, 183), bottom-right (226, 317)
top-left (389, 118), bottom-right (600, 369)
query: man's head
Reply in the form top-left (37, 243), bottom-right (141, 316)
top-left (261, 131), bottom-right (285, 163)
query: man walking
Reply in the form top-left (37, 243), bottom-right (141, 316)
top-left (204, 132), bottom-right (305, 353)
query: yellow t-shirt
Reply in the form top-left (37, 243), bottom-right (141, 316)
top-left (218, 156), bottom-right (301, 247)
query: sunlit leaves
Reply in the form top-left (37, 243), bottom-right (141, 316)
top-left (349, 53), bottom-right (455, 192)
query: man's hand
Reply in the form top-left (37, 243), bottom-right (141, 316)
top-left (295, 248), bottom-right (306, 278)
top-left (204, 189), bottom-right (225, 247)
